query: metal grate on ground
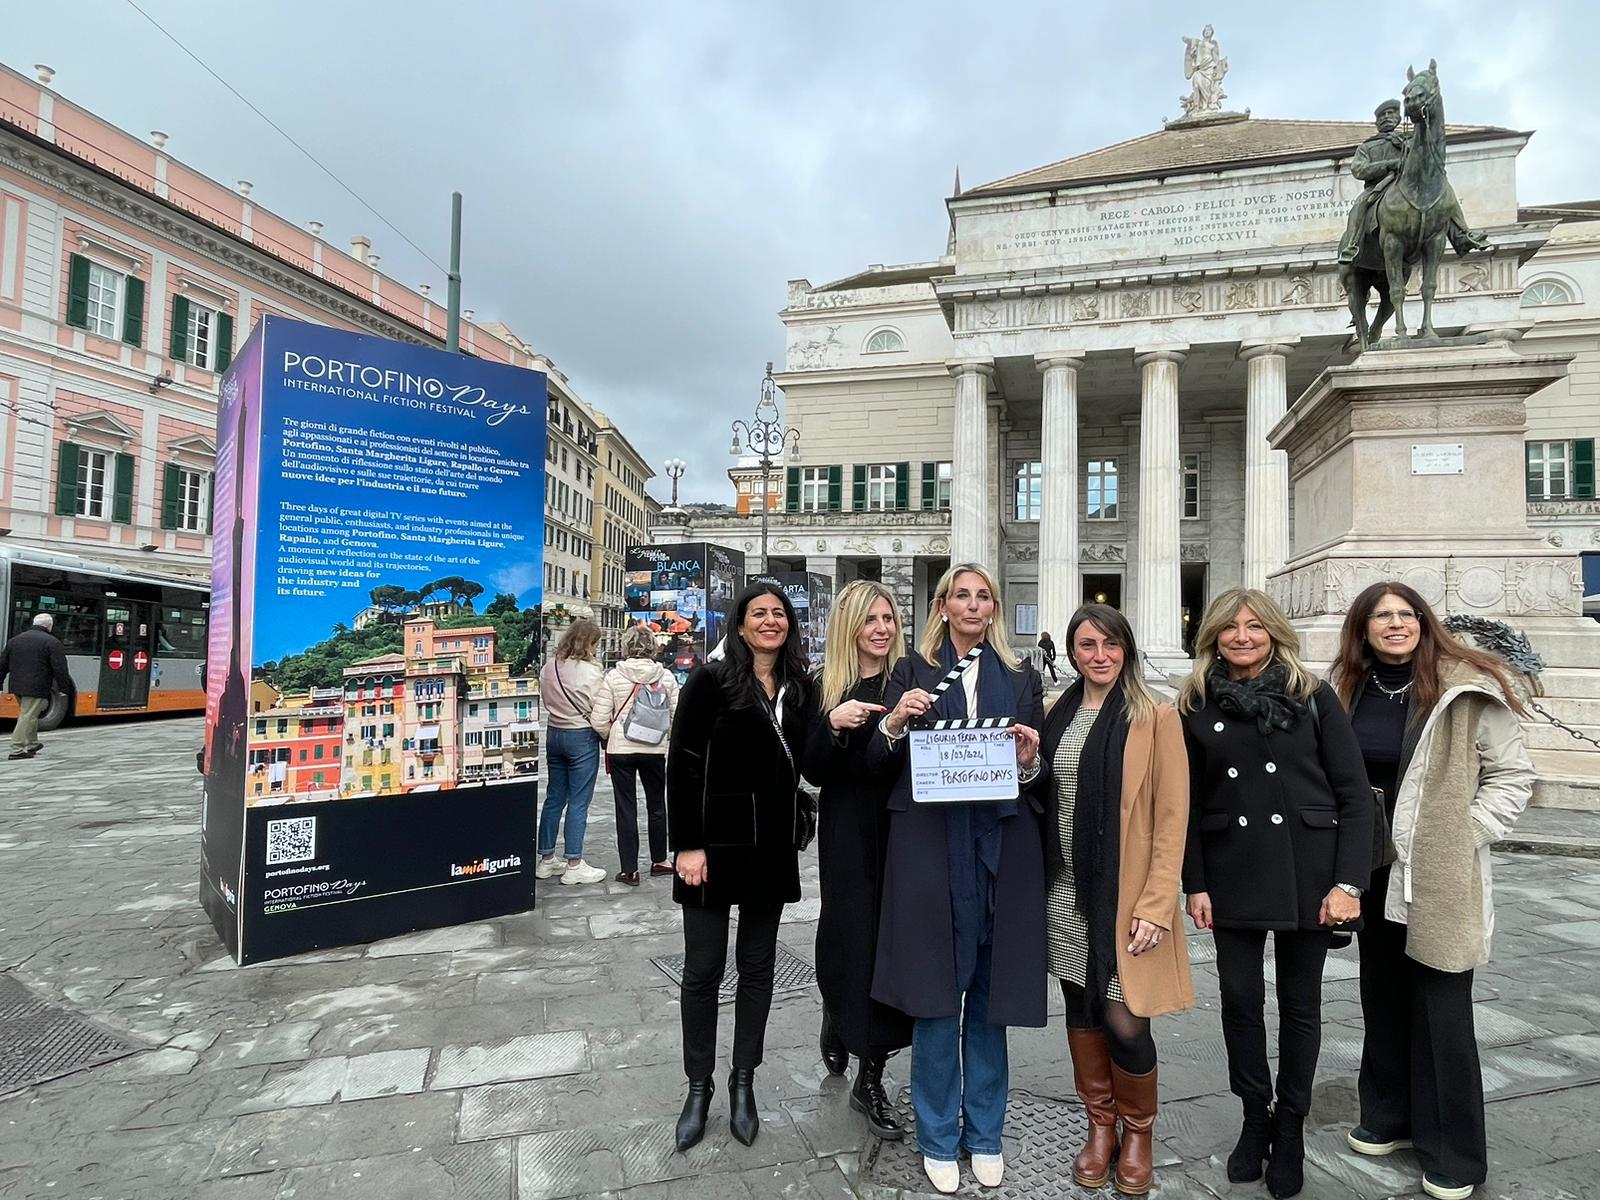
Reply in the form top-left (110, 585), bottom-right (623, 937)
top-left (867, 1087), bottom-right (1092, 1198)
top-left (0, 973), bottom-right (138, 1092)
top-left (650, 942), bottom-right (817, 1004)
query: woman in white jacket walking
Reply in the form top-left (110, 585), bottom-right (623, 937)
top-left (1331, 581), bottom-right (1533, 1200)
top-left (592, 624), bottom-right (681, 885)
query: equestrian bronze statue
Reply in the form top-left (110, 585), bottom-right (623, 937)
top-left (1338, 60), bottom-right (1489, 348)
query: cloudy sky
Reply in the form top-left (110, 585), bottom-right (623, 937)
top-left (8, 1), bottom-right (1597, 502)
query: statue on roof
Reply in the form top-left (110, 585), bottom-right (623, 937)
top-left (1180, 25), bottom-right (1228, 116)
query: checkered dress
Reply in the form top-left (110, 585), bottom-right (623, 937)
top-left (1046, 705), bottom-right (1124, 1002)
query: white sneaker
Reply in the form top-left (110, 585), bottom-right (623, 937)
top-left (560, 860), bottom-right (607, 885)
top-left (922, 1156), bottom-right (959, 1194)
top-left (971, 1152), bottom-right (1004, 1187)
top-left (535, 856), bottom-right (565, 880)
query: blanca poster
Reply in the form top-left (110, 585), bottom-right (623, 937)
top-left (200, 316), bottom-right (547, 964)
top-left (623, 541), bottom-right (744, 683)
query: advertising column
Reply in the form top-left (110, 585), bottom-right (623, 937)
top-left (200, 317), bottom-right (547, 964)
top-left (623, 541), bottom-right (745, 683)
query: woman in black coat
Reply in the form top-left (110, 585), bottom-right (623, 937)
top-left (667, 583), bottom-right (812, 1153)
top-left (865, 563), bottom-right (1045, 1195)
top-left (1180, 588), bottom-right (1374, 1200)
top-left (801, 580), bottom-right (912, 1141)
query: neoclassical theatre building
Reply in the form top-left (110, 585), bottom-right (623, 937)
top-left (661, 97), bottom-right (1600, 658)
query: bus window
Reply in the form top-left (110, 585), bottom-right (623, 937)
top-left (10, 590), bottom-right (103, 655)
top-left (157, 607), bottom-right (209, 657)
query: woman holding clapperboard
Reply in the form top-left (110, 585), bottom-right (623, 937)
top-left (866, 563), bottom-right (1045, 1195)
top-left (1034, 604), bottom-right (1192, 1196)
top-left (801, 580), bottom-right (912, 1142)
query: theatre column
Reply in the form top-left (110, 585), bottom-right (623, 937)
top-left (948, 359), bottom-right (994, 566)
top-left (1134, 347), bottom-right (1187, 662)
top-left (1242, 342), bottom-right (1294, 590)
top-left (1036, 353), bottom-right (1083, 644)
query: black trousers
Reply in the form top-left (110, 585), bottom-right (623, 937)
top-left (1213, 926), bottom-right (1332, 1116)
top-left (680, 903), bottom-right (783, 1080)
top-left (610, 753), bottom-right (667, 873)
top-left (1357, 867), bottom-right (1486, 1183)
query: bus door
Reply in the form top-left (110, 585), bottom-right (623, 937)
top-left (100, 601), bottom-right (155, 709)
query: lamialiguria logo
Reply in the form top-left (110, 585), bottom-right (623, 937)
top-left (451, 855), bottom-right (524, 878)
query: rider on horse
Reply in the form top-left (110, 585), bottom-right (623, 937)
top-left (1338, 99), bottom-right (1487, 266)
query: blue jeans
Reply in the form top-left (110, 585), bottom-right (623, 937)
top-left (910, 942), bottom-right (1009, 1160)
top-left (538, 726), bottom-right (601, 859)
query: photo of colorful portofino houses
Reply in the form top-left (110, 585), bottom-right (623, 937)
top-left (245, 618), bottom-right (538, 805)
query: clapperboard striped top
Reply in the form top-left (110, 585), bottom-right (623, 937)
top-left (922, 646), bottom-right (1014, 730)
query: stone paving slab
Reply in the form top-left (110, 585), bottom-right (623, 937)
top-left (3, 717), bottom-right (1600, 1198)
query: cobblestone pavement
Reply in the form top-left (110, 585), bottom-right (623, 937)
top-left (2, 716), bottom-right (1599, 1200)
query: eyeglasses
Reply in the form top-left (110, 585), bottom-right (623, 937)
top-left (1368, 609), bottom-right (1419, 625)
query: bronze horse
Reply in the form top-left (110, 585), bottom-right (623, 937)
top-left (1339, 60), bottom-right (1461, 347)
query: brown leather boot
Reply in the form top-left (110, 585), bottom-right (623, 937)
top-left (1110, 1062), bottom-right (1159, 1196)
top-left (1067, 1029), bottom-right (1120, 1188)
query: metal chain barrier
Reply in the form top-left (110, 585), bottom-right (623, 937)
top-left (1529, 699), bottom-right (1600, 750)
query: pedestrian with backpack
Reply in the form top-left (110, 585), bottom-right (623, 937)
top-left (592, 624), bottom-right (680, 886)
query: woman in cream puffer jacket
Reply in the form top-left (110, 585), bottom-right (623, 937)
top-left (592, 624), bottom-right (681, 885)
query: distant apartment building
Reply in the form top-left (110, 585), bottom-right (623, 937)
top-left (591, 411), bottom-right (654, 654)
top-left (541, 361), bottom-right (599, 633)
top-left (0, 62), bottom-right (546, 579)
top-left (340, 655), bottom-right (404, 796)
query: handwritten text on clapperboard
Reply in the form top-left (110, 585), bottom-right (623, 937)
top-left (909, 727), bottom-right (1019, 804)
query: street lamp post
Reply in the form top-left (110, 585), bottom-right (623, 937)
top-left (729, 362), bottom-right (799, 568)
top-left (663, 458), bottom-right (686, 507)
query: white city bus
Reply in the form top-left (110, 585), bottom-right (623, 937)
top-left (0, 545), bottom-right (209, 729)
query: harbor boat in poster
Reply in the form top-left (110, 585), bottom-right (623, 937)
top-left (199, 317), bottom-right (547, 964)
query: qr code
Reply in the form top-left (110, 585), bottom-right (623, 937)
top-left (265, 816), bottom-right (317, 865)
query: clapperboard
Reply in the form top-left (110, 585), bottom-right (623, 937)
top-left (908, 648), bottom-right (1019, 804)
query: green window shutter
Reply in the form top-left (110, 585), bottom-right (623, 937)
top-left (827, 465), bottom-right (842, 512)
top-left (55, 441), bottom-right (80, 515)
top-left (785, 466), bottom-right (800, 513)
top-left (895, 461), bottom-right (910, 510)
top-left (1525, 442), bottom-right (1540, 501)
top-left (66, 255), bottom-right (91, 329)
top-left (1575, 438), bottom-right (1596, 499)
top-left (161, 463), bottom-right (181, 529)
top-left (921, 461), bottom-right (936, 509)
top-left (207, 472), bottom-right (215, 534)
top-left (122, 276), bottom-right (145, 346)
top-left (214, 312), bottom-right (235, 372)
top-left (852, 465), bottom-right (867, 511)
top-left (169, 296), bottom-right (190, 361)
top-left (112, 453), bottom-right (135, 524)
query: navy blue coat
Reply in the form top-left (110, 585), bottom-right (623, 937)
top-left (865, 652), bottom-right (1048, 1027)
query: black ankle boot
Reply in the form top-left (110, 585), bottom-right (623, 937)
top-left (849, 1056), bottom-right (904, 1140)
top-left (1227, 1100), bottom-right (1274, 1182)
top-left (728, 1066), bottom-right (759, 1146)
top-left (1266, 1107), bottom-right (1305, 1198)
top-left (674, 1076), bottom-right (714, 1152)
top-left (819, 1009), bottom-right (848, 1076)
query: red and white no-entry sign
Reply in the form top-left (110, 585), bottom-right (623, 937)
top-left (133, 651), bottom-right (149, 672)
top-left (108, 650), bottom-right (125, 670)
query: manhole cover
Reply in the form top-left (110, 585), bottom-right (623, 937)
top-left (650, 942), bottom-right (816, 1004)
top-left (868, 1087), bottom-right (1090, 1198)
top-left (0, 973), bottom-right (138, 1091)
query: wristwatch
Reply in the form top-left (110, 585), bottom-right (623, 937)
top-left (1335, 883), bottom-right (1363, 898)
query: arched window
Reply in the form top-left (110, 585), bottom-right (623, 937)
top-left (863, 327), bottom-right (905, 354)
top-left (1522, 279), bottom-right (1577, 307)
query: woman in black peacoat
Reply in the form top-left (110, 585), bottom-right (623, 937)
top-left (801, 580), bottom-right (913, 1142)
top-left (864, 563), bottom-right (1045, 1195)
top-left (667, 584), bottom-right (812, 1154)
top-left (1179, 588), bottom-right (1373, 1200)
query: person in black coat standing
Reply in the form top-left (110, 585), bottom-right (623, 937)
top-left (1180, 588), bottom-right (1374, 1199)
top-left (668, 583), bottom-right (813, 1153)
top-left (1, 614), bottom-right (72, 759)
top-left (866, 563), bottom-right (1045, 1195)
top-left (1038, 631), bottom-right (1059, 684)
top-left (802, 580), bottom-right (912, 1141)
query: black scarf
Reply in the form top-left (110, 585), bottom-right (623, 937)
top-left (1208, 661), bottom-right (1308, 734)
top-left (1054, 678), bottom-right (1127, 1016)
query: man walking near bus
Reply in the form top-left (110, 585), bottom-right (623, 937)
top-left (0, 614), bottom-right (72, 760)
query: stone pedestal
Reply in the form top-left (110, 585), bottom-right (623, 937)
top-left (1267, 340), bottom-right (1600, 805)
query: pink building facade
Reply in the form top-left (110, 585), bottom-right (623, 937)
top-left (0, 63), bottom-right (541, 579)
